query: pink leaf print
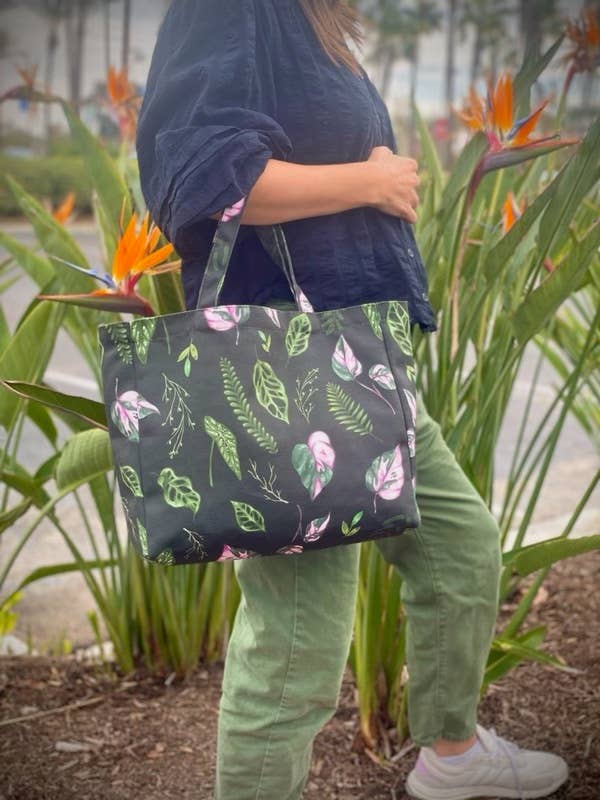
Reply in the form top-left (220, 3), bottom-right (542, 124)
top-left (365, 445), bottom-right (405, 513)
top-left (304, 513), bottom-right (331, 543)
top-left (331, 335), bottom-right (363, 382)
top-left (369, 364), bottom-right (396, 390)
top-left (217, 544), bottom-right (256, 561)
top-left (407, 428), bottom-right (416, 458)
top-left (263, 307), bottom-right (281, 327)
top-left (110, 390), bottom-right (159, 442)
top-left (292, 431), bottom-right (335, 500)
top-left (220, 198), bottom-right (245, 222)
top-left (308, 431), bottom-right (335, 471)
top-left (204, 306), bottom-right (242, 331)
top-left (296, 288), bottom-right (314, 314)
top-left (277, 544), bottom-right (304, 555)
top-left (403, 389), bottom-right (417, 426)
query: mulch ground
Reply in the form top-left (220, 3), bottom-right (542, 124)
top-left (1, 551), bottom-right (598, 800)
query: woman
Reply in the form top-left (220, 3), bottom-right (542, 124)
top-left (136, 2), bottom-right (568, 798)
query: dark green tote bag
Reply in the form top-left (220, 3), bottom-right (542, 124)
top-left (98, 198), bottom-right (420, 565)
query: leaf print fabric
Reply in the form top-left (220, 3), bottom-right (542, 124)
top-left (332, 335), bottom-right (362, 381)
top-left (231, 501), bottom-right (266, 532)
top-left (204, 416), bottom-right (241, 481)
top-left (369, 364), bottom-right (396, 391)
top-left (292, 431), bottom-right (335, 500)
top-left (158, 467), bottom-right (201, 515)
top-left (304, 513), bottom-right (331, 542)
top-left (285, 314), bottom-right (311, 358)
top-left (365, 446), bottom-right (405, 513)
top-left (253, 360), bottom-right (289, 423)
top-left (111, 388), bottom-right (159, 442)
top-left (99, 224), bottom-right (420, 566)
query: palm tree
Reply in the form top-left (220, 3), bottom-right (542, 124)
top-left (121, 0), bottom-right (131, 72)
top-left (352, 0), bottom-right (411, 101)
top-left (458, 0), bottom-right (512, 85)
top-left (444, 0), bottom-right (458, 165)
top-left (402, 0), bottom-right (442, 153)
top-left (26, 0), bottom-right (67, 142)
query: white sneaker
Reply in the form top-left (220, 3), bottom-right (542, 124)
top-left (406, 724), bottom-right (569, 800)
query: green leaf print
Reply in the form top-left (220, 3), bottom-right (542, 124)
top-left (108, 323), bottom-right (133, 364)
top-left (220, 358), bottom-right (278, 454)
top-left (326, 382), bottom-right (373, 437)
top-left (131, 317), bottom-right (156, 364)
top-left (119, 465), bottom-right (143, 497)
top-left (362, 304), bottom-right (383, 340)
top-left (204, 416), bottom-right (242, 481)
top-left (253, 360), bottom-right (289, 424)
top-left (157, 467), bottom-right (201, 515)
top-left (231, 500), bottom-right (266, 532)
top-left (155, 548), bottom-right (175, 566)
top-left (136, 519), bottom-right (149, 558)
top-left (285, 313), bottom-right (311, 358)
top-left (321, 309), bottom-right (345, 335)
top-left (387, 302), bottom-right (413, 356)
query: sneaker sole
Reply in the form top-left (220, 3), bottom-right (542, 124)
top-left (406, 762), bottom-right (569, 800)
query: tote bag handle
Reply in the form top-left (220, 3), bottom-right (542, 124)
top-left (194, 198), bottom-right (314, 313)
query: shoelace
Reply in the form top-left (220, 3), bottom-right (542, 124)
top-left (486, 726), bottom-right (525, 800)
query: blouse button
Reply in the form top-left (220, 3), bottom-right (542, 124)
top-left (407, 248), bottom-right (414, 258)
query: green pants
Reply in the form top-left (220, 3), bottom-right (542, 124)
top-left (214, 393), bottom-right (502, 800)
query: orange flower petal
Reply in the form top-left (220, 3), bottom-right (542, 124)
top-left (493, 73), bottom-right (513, 135)
top-left (510, 99), bottom-right (549, 146)
top-left (132, 243), bottom-right (175, 274)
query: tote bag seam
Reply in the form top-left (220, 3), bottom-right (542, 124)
top-left (130, 330), bottom-right (150, 555)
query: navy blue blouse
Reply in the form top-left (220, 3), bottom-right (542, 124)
top-left (137, 0), bottom-right (437, 332)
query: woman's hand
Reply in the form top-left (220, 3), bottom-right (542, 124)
top-left (366, 146), bottom-right (420, 224)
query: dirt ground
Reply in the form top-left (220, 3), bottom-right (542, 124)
top-left (1, 551), bottom-right (598, 800)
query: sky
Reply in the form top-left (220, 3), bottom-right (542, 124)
top-left (0, 0), bottom-right (595, 138)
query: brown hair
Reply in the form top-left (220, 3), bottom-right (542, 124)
top-left (297, 0), bottom-right (364, 76)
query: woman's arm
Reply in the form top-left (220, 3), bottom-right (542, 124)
top-left (211, 147), bottom-right (420, 226)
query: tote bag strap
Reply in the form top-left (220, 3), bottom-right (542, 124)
top-left (194, 198), bottom-right (314, 313)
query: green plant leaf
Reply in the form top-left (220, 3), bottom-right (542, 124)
top-left (503, 534), bottom-right (600, 577)
top-left (537, 114), bottom-right (600, 263)
top-left (326, 382), bottom-right (373, 436)
top-left (1, 380), bottom-right (107, 429)
top-left (220, 358), bottom-right (278, 453)
top-left (0, 300), bottom-right (63, 431)
top-left (55, 428), bottom-right (113, 490)
top-left (512, 222), bottom-right (600, 344)
top-left (285, 313), bottom-right (311, 358)
top-left (5, 174), bottom-right (91, 275)
top-left (0, 500), bottom-right (33, 534)
top-left (61, 99), bottom-right (132, 258)
top-left (10, 559), bottom-right (117, 592)
top-left (119, 465), bottom-right (143, 497)
top-left (253, 360), bottom-right (289, 423)
top-left (0, 231), bottom-right (54, 286)
top-left (386, 301), bottom-right (413, 356)
top-left (362, 303), bottom-right (383, 340)
top-left (231, 501), bottom-right (266, 532)
top-left (157, 467), bottom-right (201, 515)
top-left (203, 416), bottom-right (242, 480)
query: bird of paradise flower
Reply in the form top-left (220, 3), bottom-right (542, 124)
top-left (560, 7), bottom-right (600, 112)
top-left (448, 71), bottom-right (578, 356)
top-left (106, 65), bottom-right (140, 141)
top-left (502, 191), bottom-right (555, 273)
top-left (38, 208), bottom-right (177, 316)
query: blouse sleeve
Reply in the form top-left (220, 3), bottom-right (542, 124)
top-left (136, 0), bottom-right (292, 251)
